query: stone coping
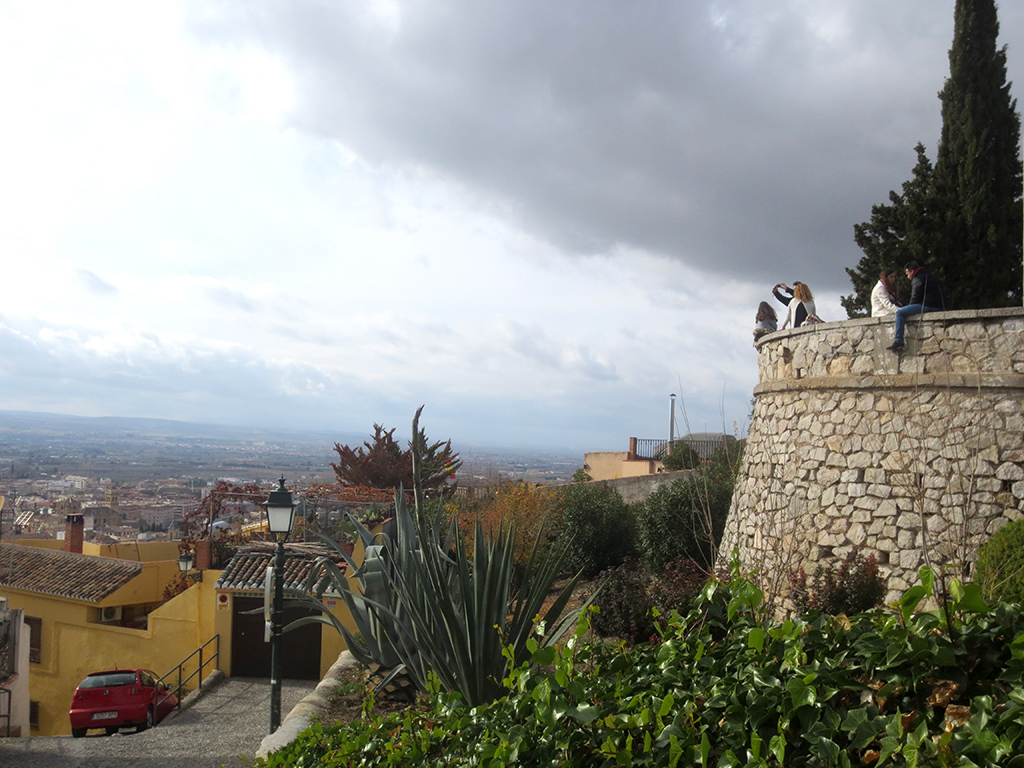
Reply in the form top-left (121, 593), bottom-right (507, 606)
top-left (755, 372), bottom-right (1024, 394)
top-left (755, 305), bottom-right (1024, 348)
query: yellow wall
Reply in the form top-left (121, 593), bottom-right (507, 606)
top-left (584, 451), bottom-right (661, 481)
top-left (15, 539), bottom-right (180, 563)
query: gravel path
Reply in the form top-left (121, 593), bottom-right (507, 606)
top-left (0, 676), bottom-right (317, 768)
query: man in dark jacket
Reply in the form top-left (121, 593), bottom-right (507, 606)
top-left (887, 261), bottom-right (946, 351)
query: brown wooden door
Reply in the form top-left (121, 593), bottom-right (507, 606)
top-left (230, 596), bottom-right (322, 680)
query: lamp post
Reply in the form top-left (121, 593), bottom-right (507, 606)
top-left (264, 477), bottom-right (296, 734)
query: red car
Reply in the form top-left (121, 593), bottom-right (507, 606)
top-left (69, 668), bottom-right (178, 737)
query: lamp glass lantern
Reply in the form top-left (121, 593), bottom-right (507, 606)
top-left (177, 552), bottom-right (195, 573)
top-left (265, 477), bottom-right (296, 538)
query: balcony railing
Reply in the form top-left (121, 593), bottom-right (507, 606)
top-left (630, 436), bottom-right (732, 462)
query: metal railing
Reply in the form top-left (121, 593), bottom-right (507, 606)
top-left (158, 634), bottom-right (220, 717)
top-left (0, 616), bottom-right (14, 681)
top-left (631, 437), bottom-right (732, 462)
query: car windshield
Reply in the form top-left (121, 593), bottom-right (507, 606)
top-left (80, 672), bottom-right (138, 689)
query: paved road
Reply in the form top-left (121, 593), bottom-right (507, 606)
top-left (0, 677), bottom-right (317, 768)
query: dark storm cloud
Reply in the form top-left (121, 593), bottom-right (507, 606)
top-left (190, 1), bottom-right (1020, 292)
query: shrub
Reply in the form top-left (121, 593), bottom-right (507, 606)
top-left (591, 559), bottom-right (657, 643)
top-left (649, 556), bottom-right (710, 619)
top-left (661, 443), bottom-right (701, 471)
top-left (790, 549), bottom-right (887, 615)
top-left (551, 482), bottom-right (635, 578)
top-left (634, 474), bottom-right (731, 573)
top-left (592, 557), bottom-right (710, 644)
top-left (459, 481), bottom-right (559, 565)
top-left (975, 519), bottom-right (1024, 603)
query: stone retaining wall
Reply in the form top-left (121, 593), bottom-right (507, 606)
top-left (720, 308), bottom-right (1024, 600)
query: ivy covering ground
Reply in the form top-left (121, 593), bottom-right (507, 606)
top-left (257, 568), bottom-right (1024, 767)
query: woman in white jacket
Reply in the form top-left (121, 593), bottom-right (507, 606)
top-left (871, 269), bottom-right (900, 317)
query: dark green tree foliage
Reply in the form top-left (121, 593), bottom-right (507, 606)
top-left (931, 0), bottom-right (1022, 308)
top-left (551, 482), bottom-right (635, 579)
top-left (845, 0), bottom-right (1022, 315)
top-left (842, 145), bottom-right (937, 316)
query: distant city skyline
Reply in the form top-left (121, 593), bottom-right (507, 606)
top-left (3, 2), bottom-right (1021, 451)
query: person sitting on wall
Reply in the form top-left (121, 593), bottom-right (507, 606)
top-left (887, 260), bottom-right (946, 352)
top-left (871, 269), bottom-right (901, 317)
top-left (753, 301), bottom-right (778, 345)
top-left (773, 281), bottom-right (817, 329)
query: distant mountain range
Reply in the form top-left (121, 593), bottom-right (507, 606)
top-left (0, 410), bottom-right (365, 446)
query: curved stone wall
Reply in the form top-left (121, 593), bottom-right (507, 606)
top-left (721, 308), bottom-right (1024, 600)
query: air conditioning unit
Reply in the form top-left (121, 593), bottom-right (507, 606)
top-left (97, 606), bottom-right (122, 623)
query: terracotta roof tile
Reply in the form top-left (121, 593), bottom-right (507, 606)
top-left (0, 544), bottom-right (143, 603)
top-left (214, 543), bottom-right (346, 592)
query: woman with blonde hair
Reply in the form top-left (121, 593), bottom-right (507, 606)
top-left (773, 281), bottom-right (817, 329)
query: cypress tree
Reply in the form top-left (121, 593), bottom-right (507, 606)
top-left (931, 0), bottom-right (1022, 308)
top-left (846, 0), bottom-right (1022, 315)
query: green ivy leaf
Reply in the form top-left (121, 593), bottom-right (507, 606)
top-left (748, 627), bottom-right (766, 653)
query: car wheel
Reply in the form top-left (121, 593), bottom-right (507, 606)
top-left (138, 707), bottom-right (154, 732)
top-left (71, 727), bottom-right (87, 738)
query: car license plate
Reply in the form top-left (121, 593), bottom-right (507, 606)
top-left (92, 712), bottom-right (117, 720)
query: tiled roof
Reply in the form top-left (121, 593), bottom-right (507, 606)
top-left (215, 543), bottom-right (347, 591)
top-left (0, 544), bottom-right (143, 603)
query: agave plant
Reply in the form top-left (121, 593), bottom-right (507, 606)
top-left (287, 408), bottom-right (587, 706)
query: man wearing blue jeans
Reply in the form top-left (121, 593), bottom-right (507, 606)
top-left (887, 260), bottom-right (946, 351)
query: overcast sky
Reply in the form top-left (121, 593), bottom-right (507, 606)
top-left (1, 1), bottom-right (1022, 454)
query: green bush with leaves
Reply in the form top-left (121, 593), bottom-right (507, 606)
top-left (633, 441), bottom-right (742, 575)
top-left (975, 519), bottom-right (1024, 604)
top-left (551, 481), bottom-right (635, 579)
top-left (258, 565), bottom-right (1023, 768)
top-left (633, 473), bottom-right (730, 573)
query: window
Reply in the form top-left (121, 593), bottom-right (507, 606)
top-left (26, 616), bottom-right (41, 664)
top-left (29, 700), bottom-right (39, 730)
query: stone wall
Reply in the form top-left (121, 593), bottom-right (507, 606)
top-left (580, 468), bottom-right (698, 505)
top-left (720, 307), bottom-right (1024, 600)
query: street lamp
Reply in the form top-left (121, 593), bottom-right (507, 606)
top-left (177, 551), bottom-right (202, 583)
top-left (264, 477), bottom-right (296, 734)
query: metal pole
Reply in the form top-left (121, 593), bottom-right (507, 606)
top-left (269, 537), bottom-right (285, 733)
top-left (669, 393), bottom-right (677, 451)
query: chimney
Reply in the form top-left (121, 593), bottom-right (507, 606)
top-left (64, 513), bottom-right (85, 554)
top-left (195, 538), bottom-right (212, 571)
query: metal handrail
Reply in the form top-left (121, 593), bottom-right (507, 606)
top-left (157, 634), bottom-right (220, 716)
top-left (0, 687), bottom-right (9, 737)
